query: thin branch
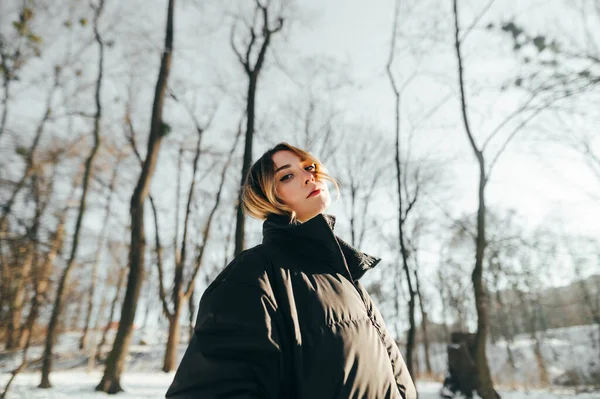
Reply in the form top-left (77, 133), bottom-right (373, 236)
top-left (404, 173), bottom-right (420, 219)
top-left (230, 20), bottom-right (250, 73)
top-left (453, 0), bottom-right (483, 162)
top-left (150, 195), bottom-right (172, 318)
top-left (174, 146), bottom-right (183, 267)
top-left (481, 87), bottom-right (542, 152)
top-left (252, 4), bottom-right (283, 76)
top-left (184, 125), bottom-right (243, 298)
top-left (458, 0), bottom-right (495, 43)
top-left (486, 105), bottom-right (544, 175)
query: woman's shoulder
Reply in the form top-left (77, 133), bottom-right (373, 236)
top-left (208, 244), bottom-right (274, 292)
top-left (195, 245), bottom-right (279, 328)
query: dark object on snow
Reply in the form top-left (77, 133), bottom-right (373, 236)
top-left (440, 332), bottom-right (500, 399)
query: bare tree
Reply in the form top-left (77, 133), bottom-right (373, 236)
top-left (153, 112), bottom-right (209, 372)
top-left (96, 0), bottom-right (174, 392)
top-left (0, 69), bottom-right (60, 232)
top-left (0, 153), bottom-right (76, 398)
top-left (156, 125), bottom-right (242, 372)
top-left (451, 0), bottom-right (547, 395)
top-left (80, 151), bottom-right (123, 350)
top-left (232, 0), bottom-right (284, 256)
top-left (0, 191), bottom-right (40, 398)
top-left (0, 73), bottom-right (58, 341)
top-left (386, 0), bottom-right (419, 377)
top-left (39, 0), bottom-right (105, 387)
top-left (408, 229), bottom-right (433, 377)
top-left (95, 244), bottom-right (128, 362)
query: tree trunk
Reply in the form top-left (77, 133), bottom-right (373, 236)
top-left (80, 156), bottom-right (120, 350)
top-left (386, 0), bottom-right (416, 377)
top-left (5, 251), bottom-right (32, 350)
top-left (19, 189), bottom-right (68, 349)
top-left (452, 0), bottom-right (498, 397)
top-left (415, 269), bottom-right (432, 375)
top-left (437, 269), bottom-right (451, 341)
top-left (96, 262), bottom-right (126, 361)
top-left (39, 0), bottom-right (104, 386)
top-left (163, 297), bottom-right (182, 372)
top-left (162, 118), bottom-right (205, 371)
top-left (471, 138), bottom-right (496, 399)
top-left (96, 0), bottom-right (174, 393)
top-left (400, 237), bottom-right (416, 376)
top-left (80, 264), bottom-right (99, 350)
top-left (71, 292), bottom-right (86, 331)
top-left (232, 4), bottom-right (283, 256)
top-left (494, 290), bottom-right (515, 370)
top-left (1, 252), bottom-right (39, 399)
top-left (520, 290), bottom-right (548, 385)
top-left (471, 160), bottom-right (495, 398)
top-left (0, 67), bottom-right (9, 139)
top-left (40, 174), bottom-right (97, 387)
top-left (233, 77), bottom-right (257, 257)
top-left (532, 334), bottom-right (549, 385)
top-left (187, 288), bottom-right (195, 343)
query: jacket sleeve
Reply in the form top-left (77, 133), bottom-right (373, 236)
top-left (165, 273), bottom-right (284, 399)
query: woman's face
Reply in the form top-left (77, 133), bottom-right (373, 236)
top-left (272, 150), bottom-right (331, 222)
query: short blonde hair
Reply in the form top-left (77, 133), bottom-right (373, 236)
top-left (241, 142), bottom-right (340, 221)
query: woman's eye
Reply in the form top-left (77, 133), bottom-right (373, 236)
top-left (280, 174), bottom-right (292, 182)
top-left (305, 164), bottom-right (316, 172)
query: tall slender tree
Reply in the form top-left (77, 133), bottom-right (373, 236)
top-left (96, 0), bottom-right (175, 393)
top-left (452, 0), bottom-right (500, 397)
top-left (80, 152), bottom-right (123, 350)
top-left (38, 0), bottom-right (105, 387)
top-left (232, 0), bottom-right (283, 256)
top-left (386, 0), bottom-right (418, 377)
top-left (156, 126), bottom-right (241, 372)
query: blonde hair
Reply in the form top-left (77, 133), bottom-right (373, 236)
top-left (241, 142), bottom-right (340, 221)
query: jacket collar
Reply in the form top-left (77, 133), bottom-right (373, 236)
top-left (262, 213), bottom-right (381, 280)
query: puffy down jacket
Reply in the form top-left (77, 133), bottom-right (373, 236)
top-left (166, 213), bottom-right (416, 399)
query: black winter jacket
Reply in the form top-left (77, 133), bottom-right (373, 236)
top-left (166, 213), bottom-right (417, 399)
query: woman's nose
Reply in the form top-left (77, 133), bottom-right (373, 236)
top-left (303, 170), bottom-right (315, 185)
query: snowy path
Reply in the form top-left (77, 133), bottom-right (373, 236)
top-left (2, 372), bottom-right (600, 399)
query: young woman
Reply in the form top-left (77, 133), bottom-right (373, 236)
top-left (166, 143), bottom-right (417, 399)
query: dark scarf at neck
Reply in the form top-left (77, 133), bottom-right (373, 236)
top-left (262, 213), bottom-right (381, 280)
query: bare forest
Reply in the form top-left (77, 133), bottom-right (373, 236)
top-left (1, 0), bottom-right (599, 398)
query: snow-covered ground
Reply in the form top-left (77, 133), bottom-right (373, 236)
top-left (1, 372), bottom-right (600, 398)
top-left (1, 323), bottom-right (599, 398)
top-left (415, 324), bottom-right (600, 386)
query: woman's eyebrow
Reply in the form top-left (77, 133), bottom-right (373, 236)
top-left (275, 164), bottom-right (291, 174)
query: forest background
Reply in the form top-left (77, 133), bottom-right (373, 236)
top-left (1, 0), bottom-right (599, 398)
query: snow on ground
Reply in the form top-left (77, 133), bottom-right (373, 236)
top-left (415, 324), bottom-right (600, 386)
top-left (1, 324), bottom-right (599, 398)
top-left (1, 372), bottom-right (600, 398)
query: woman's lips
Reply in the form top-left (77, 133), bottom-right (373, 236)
top-left (307, 189), bottom-right (321, 198)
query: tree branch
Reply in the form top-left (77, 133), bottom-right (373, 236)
top-left (184, 124), bottom-right (243, 298)
top-left (150, 195), bottom-right (172, 318)
top-left (459, 0), bottom-right (495, 43)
